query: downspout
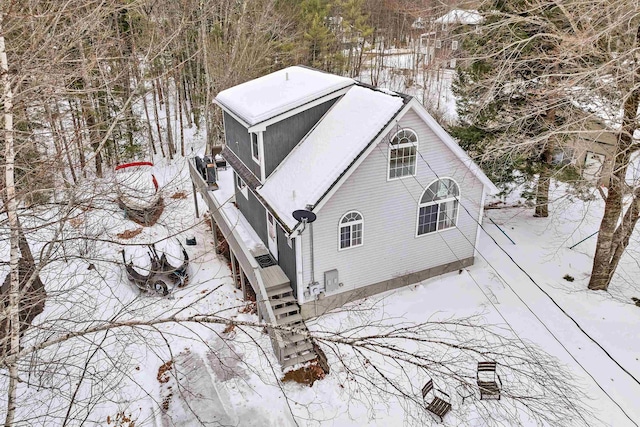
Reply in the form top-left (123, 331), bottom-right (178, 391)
top-left (306, 204), bottom-right (316, 288)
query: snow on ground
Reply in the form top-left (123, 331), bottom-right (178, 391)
top-left (295, 183), bottom-right (640, 426)
top-left (2, 72), bottom-right (640, 427)
top-left (356, 57), bottom-right (458, 123)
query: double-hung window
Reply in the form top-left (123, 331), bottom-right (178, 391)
top-left (388, 129), bottom-right (418, 180)
top-left (339, 211), bottom-right (363, 250)
top-left (235, 172), bottom-right (248, 198)
top-left (417, 178), bottom-right (459, 235)
top-left (251, 133), bottom-right (260, 163)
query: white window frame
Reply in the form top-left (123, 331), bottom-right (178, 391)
top-left (235, 172), bottom-right (248, 198)
top-left (387, 128), bottom-right (418, 181)
top-left (435, 39), bottom-right (442, 49)
top-left (251, 133), bottom-right (260, 163)
top-left (338, 211), bottom-right (364, 251)
top-left (451, 40), bottom-right (459, 51)
top-left (416, 178), bottom-right (460, 237)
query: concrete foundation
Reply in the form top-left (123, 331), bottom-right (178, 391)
top-left (300, 257), bottom-right (474, 319)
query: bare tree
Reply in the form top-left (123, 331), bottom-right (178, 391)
top-left (0, 2), bottom-right (602, 426)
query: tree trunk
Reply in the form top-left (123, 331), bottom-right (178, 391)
top-left (534, 128), bottom-right (555, 218)
top-left (176, 67), bottom-right (185, 156)
top-left (55, 103), bottom-right (78, 185)
top-left (142, 87), bottom-right (157, 155)
top-left (1, 15), bottom-right (22, 427)
top-left (164, 76), bottom-right (175, 159)
top-left (151, 78), bottom-right (165, 157)
top-left (68, 99), bottom-right (87, 177)
top-left (588, 80), bottom-right (640, 290)
top-left (78, 43), bottom-right (103, 177)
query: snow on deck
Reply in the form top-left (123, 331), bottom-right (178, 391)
top-left (215, 66), bottom-right (354, 126)
top-left (258, 85), bottom-right (404, 230)
top-left (209, 166), bottom-right (266, 253)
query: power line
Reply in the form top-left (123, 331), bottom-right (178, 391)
top-left (408, 141), bottom-right (640, 425)
top-left (377, 123), bottom-right (638, 424)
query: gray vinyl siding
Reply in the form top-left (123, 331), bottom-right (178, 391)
top-left (237, 188), bottom-right (268, 247)
top-left (224, 112), bottom-right (260, 178)
top-left (277, 227), bottom-right (297, 296)
top-left (264, 99), bottom-right (337, 177)
top-left (233, 171), bottom-right (250, 224)
top-left (299, 107), bottom-right (484, 296)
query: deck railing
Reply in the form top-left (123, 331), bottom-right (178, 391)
top-left (188, 159), bottom-right (286, 362)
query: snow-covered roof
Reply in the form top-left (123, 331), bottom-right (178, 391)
top-left (434, 9), bottom-right (483, 25)
top-left (215, 66), bottom-right (355, 126)
top-left (258, 86), bottom-right (405, 229)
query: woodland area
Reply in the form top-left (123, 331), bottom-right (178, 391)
top-left (1, 0), bottom-right (640, 426)
top-left (1, 0), bottom-right (455, 200)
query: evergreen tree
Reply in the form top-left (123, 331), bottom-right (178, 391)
top-left (450, 0), bottom-right (585, 216)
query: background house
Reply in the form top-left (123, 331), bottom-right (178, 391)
top-left (210, 66), bottom-right (497, 319)
top-left (416, 9), bottom-right (482, 69)
top-left (554, 121), bottom-right (617, 186)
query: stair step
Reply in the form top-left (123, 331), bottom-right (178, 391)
top-left (267, 285), bottom-right (293, 298)
top-left (281, 351), bottom-right (317, 368)
top-left (273, 304), bottom-right (300, 317)
top-left (282, 341), bottom-right (314, 357)
top-left (269, 294), bottom-right (297, 305)
top-left (261, 266), bottom-right (290, 288)
top-left (281, 333), bottom-right (308, 345)
top-left (276, 313), bottom-right (303, 325)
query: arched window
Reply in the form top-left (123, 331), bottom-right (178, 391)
top-left (388, 129), bottom-right (418, 180)
top-left (417, 178), bottom-right (459, 235)
top-left (339, 211), bottom-right (363, 250)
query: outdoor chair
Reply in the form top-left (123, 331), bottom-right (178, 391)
top-left (422, 379), bottom-right (452, 422)
top-left (477, 361), bottom-right (502, 400)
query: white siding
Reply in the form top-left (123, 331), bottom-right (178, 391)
top-left (299, 107), bottom-right (484, 297)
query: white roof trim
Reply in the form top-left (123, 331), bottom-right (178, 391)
top-left (295, 99), bottom-right (498, 232)
top-left (215, 66), bottom-right (355, 126)
top-left (214, 99), bottom-right (251, 129)
top-left (248, 86), bottom-right (350, 132)
top-left (259, 85), bottom-right (405, 232)
top-left (407, 98), bottom-right (498, 194)
top-left (307, 102), bottom-right (412, 222)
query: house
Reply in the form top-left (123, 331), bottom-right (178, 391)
top-left (573, 122), bottom-right (617, 186)
top-left (189, 66), bottom-right (497, 367)
top-left (422, 9), bottom-right (482, 69)
top-left (552, 120), bottom-right (617, 186)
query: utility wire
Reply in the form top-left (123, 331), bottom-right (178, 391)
top-left (409, 140), bottom-right (639, 426)
top-left (378, 123), bottom-right (639, 425)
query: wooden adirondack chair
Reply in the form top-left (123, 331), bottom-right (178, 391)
top-left (422, 379), bottom-right (452, 422)
top-left (477, 361), bottom-right (502, 400)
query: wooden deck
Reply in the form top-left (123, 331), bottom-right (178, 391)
top-left (189, 159), bottom-right (317, 369)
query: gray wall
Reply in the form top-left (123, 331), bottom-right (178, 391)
top-left (224, 112), bottom-right (260, 178)
top-left (298, 107), bottom-right (484, 300)
top-left (234, 181), bottom-right (268, 247)
top-left (264, 99), bottom-right (337, 177)
top-left (277, 226), bottom-right (297, 296)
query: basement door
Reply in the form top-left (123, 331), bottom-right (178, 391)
top-left (266, 212), bottom-right (278, 261)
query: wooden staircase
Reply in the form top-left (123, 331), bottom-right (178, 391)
top-left (262, 266), bottom-right (316, 368)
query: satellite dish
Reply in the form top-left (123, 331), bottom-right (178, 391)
top-left (292, 209), bottom-right (317, 223)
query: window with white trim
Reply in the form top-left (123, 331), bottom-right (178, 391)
top-left (417, 178), bottom-right (459, 235)
top-left (388, 129), bottom-right (418, 179)
top-left (251, 133), bottom-right (260, 163)
top-left (235, 172), bottom-right (248, 198)
top-left (339, 211), bottom-right (363, 250)
top-left (451, 40), bottom-right (459, 51)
